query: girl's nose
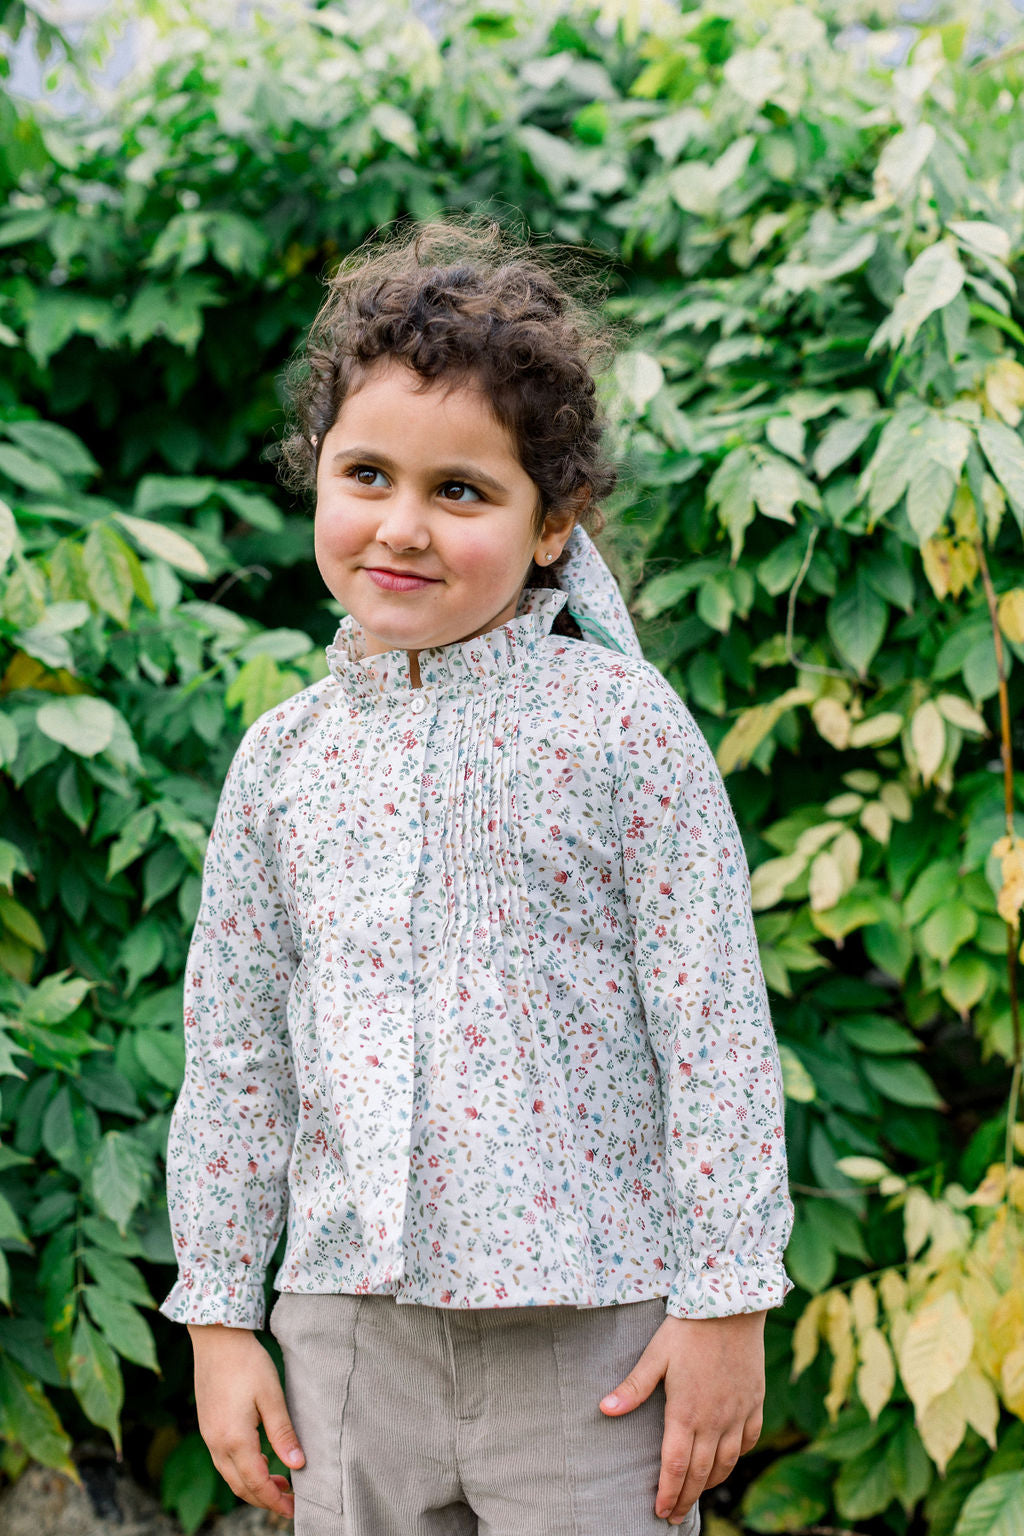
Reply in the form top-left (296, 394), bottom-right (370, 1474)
top-left (375, 493), bottom-right (432, 549)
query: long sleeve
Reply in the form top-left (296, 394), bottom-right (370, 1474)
top-left (160, 721), bottom-right (300, 1329)
top-left (612, 677), bottom-right (794, 1319)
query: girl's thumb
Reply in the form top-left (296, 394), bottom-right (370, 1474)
top-left (262, 1399), bottom-right (305, 1468)
top-left (599, 1358), bottom-right (659, 1415)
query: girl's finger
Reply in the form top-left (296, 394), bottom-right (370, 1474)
top-left (599, 1345), bottom-right (665, 1414)
top-left (661, 1435), bottom-right (717, 1525)
top-left (654, 1430), bottom-right (694, 1521)
top-left (702, 1431), bottom-right (744, 1492)
top-left (740, 1410), bottom-right (763, 1453)
top-left (231, 1448), bottom-right (296, 1515)
top-left (258, 1390), bottom-right (306, 1470)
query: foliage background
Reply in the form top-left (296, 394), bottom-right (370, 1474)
top-left (2, 0), bottom-right (1024, 1530)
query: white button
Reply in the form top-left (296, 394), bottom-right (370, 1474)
top-left (410, 693), bottom-right (427, 714)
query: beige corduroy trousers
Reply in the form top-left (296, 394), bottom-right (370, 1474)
top-left (269, 1291), bottom-right (702, 1536)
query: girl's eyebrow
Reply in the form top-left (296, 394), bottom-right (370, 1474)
top-left (330, 446), bottom-right (510, 498)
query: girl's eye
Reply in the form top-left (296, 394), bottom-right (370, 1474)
top-left (440, 481), bottom-right (482, 503)
top-left (351, 465), bottom-right (388, 487)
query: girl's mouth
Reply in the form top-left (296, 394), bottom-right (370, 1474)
top-left (365, 568), bottom-right (440, 592)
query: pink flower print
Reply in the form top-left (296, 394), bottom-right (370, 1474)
top-left (532, 1099), bottom-right (544, 1113)
top-left (248, 1160), bottom-right (258, 1174)
top-left (694, 1204), bottom-right (703, 1217)
top-left (549, 824), bottom-right (561, 837)
top-left (679, 1062), bottom-right (692, 1077)
top-left (653, 1256), bottom-right (665, 1270)
top-left (554, 870), bottom-right (568, 884)
top-left (660, 881), bottom-right (673, 895)
top-left (661, 796), bottom-right (672, 809)
top-left (440, 1290), bottom-right (452, 1304)
top-left (366, 1055), bottom-right (379, 1067)
top-left (655, 924), bottom-right (667, 938)
top-left (555, 747), bottom-right (568, 760)
top-left (700, 1162), bottom-right (713, 1176)
top-left (384, 803), bottom-right (396, 815)
top-left (621, 714), bottom-right (631, 729)
top-left (585, 1148), bottom-right (595, 1161)
top-left (465, 1106), bottom-right (479, 1118)
top-left (581, 1022), bottom-right (593, 1034)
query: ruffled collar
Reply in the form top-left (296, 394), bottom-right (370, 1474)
top-left (323, 523), bottom-right (643, 703)
top-left (325, 586), bottom-right (570, 701)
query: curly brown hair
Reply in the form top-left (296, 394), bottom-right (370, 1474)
top-left (272, 217), bottom-right (623, 641)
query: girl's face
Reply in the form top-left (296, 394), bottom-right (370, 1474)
top-left (314, 360), bottom-right (573, 677)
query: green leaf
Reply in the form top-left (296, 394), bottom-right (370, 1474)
top-left (225, 654), bottom-right (296, 727)
top-left (69, 1314), bottom-right (123, 1452)
top-left (614, 350), bottom-right (664, 411)
top-left (838, 1013), bottom-right (921, 1055)
top-left (860, 1057), bottom-right (944, 1108)
top-left (2, 420), bottom-right (99, 479)
top-left (115, 513), bottom-right (210, 577)
top-left (161, 1433), bottom-right (220, 1536)
top-left (813, 415), bottom-right (876, 480)
top-left (707, 448), bottom-right (755, 560)
top-left (0, 444), bottom-right (64, 495)
top-left (827, 571), bottom-right (888, 677)
top-left (953, 1472), bottom-right (1024, 1536)
top-left (41, 1086), bottom-right (100, 1176)
top-left (133, 1027), bottom-right (185, 1090)
top-left (919, 900), bottom-right (978, 965)
top-left (868, 241), bottom-right (965, 354)
top-left (89, 1131), bottom-right (151, 1233)
top-left (742, 1452), bottom-right (832, 1532)
top-left (83, 1287), bottom-right (159, 1372)
top-left (977, 420), bottom-right (1024, 527)
top-left (36, 696), bottom-right (120, 758)
top-left (117, 918), bottom-right (165, 996)
top-left (82, 523), bottom-right (135, 625)
top-left (81, 1248), bottom-right (154, 1307)
top-left (0, 1356), bottom-right (75, 1476)
top-left (835, 1445), bottom-right (897, 1520)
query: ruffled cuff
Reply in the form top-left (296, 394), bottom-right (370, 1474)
top-left (665, 1257), bottom-right (794, 1320)
top-left (159, 1267), bottom-right (269, 1329)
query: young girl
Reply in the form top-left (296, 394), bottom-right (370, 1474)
top-left (160, 220), bottom-right (794, 1536)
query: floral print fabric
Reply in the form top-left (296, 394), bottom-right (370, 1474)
top-left (161, 527), bottom-right (793, 1329)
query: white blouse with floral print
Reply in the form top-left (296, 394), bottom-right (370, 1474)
top-left (160, 526), bottom-right (794, 1330)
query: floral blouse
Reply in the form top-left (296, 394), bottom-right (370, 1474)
top-left (160, 526), bottom-right (793, 1329)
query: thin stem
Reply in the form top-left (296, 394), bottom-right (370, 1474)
top-left (785, 526), bottom-right (851, 680)
top-left (974, 537), bottom-right (1022, 1175)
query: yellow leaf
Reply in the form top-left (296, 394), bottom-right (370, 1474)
top-left (917, 1381), bottom-right (969, 1472)
top-left (936, 693), bottom-right (987, 734)
top-left (809, 850), bottom-right (843, 912)
top-left (921, 537), bottom-right (952, 599)
top-left (823, 791), bottom-right (864, 816)
top-left (794, 820), bottom-right (846, 858)
top-left (961, 1364), bottom-right (1000, 1447)
top-left (749, 851), bottom-right (806, 911)
top-left (811, 696), bottom-right (851, 749)
top-left (982, 473), bottom-right (1007, 541)
top-left (859, 800), bottom-right (892, 844)
top-left (857, 1326), bottom-right (896, 1421)
top-left (832, 828), bottom-right (862, 889)
top-left (791, 1293), bottom-right (826, 1380)
top-left (909, 701), bottom-right (946, 786)
top-left (824, 1290), bottom-right (856, 1421)
top-left (985, 357), bottom-right (1024, 427)
top-left (926, 1201), bottom-right (973, 1262)
top-left (992, 835), bottom-right (1024, 928)
top-left (904, 1187), bottom-right (934, 1259)
top-left (878, 1269), bottom-right (908, 1317)
top-left (999, 589), bottom-right (1024, 645)
top-left (951, 482), bottom-right (980, 541)
top-left (716, 686), bottom-right (814, 774)
top-left (848, 712), bottom-right (904, 748)
top-left (1002, 1344), bottom-right (1024, 1417)
top-left (880, 781), bottom-right (913, 821)
top-left (897, 1292), bottom-right (974, 1414)
top-left (851, 1277), bottom-right (878, 1336)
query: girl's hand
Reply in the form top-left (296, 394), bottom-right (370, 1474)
top-left (598, 1309), bottom-right (767, 1526)
top-left (189, 1323), bottom-right (305, 1517)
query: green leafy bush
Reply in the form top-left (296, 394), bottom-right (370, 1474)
top-left (2, 1), bottom-right (1024, 1530)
